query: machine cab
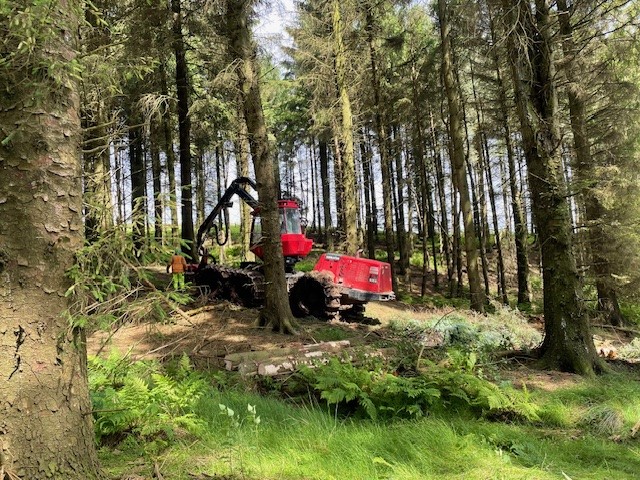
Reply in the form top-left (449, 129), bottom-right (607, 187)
top-left (250, 200), bottom-right (313, 269)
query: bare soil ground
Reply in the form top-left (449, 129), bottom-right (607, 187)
top-left (88, 300), bottom-right (387, 370)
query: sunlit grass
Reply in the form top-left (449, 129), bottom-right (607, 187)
top-left (99, 372), bottom-right (640, 480)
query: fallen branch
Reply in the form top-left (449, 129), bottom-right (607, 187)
top-left (123, 259), bottom-right (195, 326)
top-left (153, 461), bottom-right (165, 480)
top-left (592, 324), bottom-right (640, 336)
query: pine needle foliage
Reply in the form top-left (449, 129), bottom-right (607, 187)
top-left (65, 221), bottom-right (190, 328)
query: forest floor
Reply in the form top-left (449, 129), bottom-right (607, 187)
top-left (87, 284), bottom-right (636, 394)
top-left (88, 267), bottom-right (640, 480)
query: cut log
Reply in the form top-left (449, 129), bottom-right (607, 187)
top-left (223, 340), bottom-right (351, 372)
top-left (223, 341), bottom-right (395, 377)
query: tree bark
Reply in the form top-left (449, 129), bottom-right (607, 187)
top-left (172, 0), bottom-right (196, 259)
top-left (557, 0), bottom-right (625, 326)
top-left (234, 117), bottom-right (253, 259)
top-left (366, 9), bottom-right (397, 293)
top-left (438, 0), bottom-right (485, 312)
top-left (487, 8), bottom-right (530, 305)
top-left (0, 2), bottom-right (102, 477)
top-left (160, 60), bottom-right (179, 242)
top-left (129, 110), bottom-right (146, 252)
top-left (502, 0), bottom-right (604, 374)
top-left (318, 135), bottom-right (334, 249)
top-left (331, 0), bottom-right (358, 255)
top-left (225, 0), bottom-right (297, 333)
top-left (150, 116), bottom-right (163, 243)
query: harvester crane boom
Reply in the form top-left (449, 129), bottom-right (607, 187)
top-left (195, 176), bottom-right (258, 258)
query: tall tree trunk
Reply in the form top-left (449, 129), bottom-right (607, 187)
top-left (331, 130), bottom-right (346, 234)
top-left (318, 136), bottom-right (334, 249)
top-left (557, 0), bottom-right (625, 326)
top-left (82, 105), bottom-right (113, 243)
top-left (195, 148), bottom-right (206, 226)
top-left (360, 134), bottom-right (376, 259)
top-left (129, 111), bottom-right (146, 252)
top-left (234, 118), bottom-right (253, 260)
top-left (366, 9), bottom-right (397, 293)
top-left (362, 126), bottom-right (379, 257)
top-left (225, 0), bottom-right (296, 333)
top-left (470, 61), bottom-right (508, 304)
top-left (160, 60), bottom-right (179, 242)
top-left (331, 0), bottom-right (358, 255)
top-left (392, 125), bottom-right (410, 278)
top-left (411, 80), bottom-right (438, 293)
top-left (487, 9), bottom-right (530, 305)
top-left (438, 0), bottom-right (485, 312)
top-left (81, 5), bottom-right (113, 244)
top-left (431, 114), bottom-right (453, 289)
top-left (115, 147), bottom-right (125, 225)
top-left (172, 0), bottom-right (196, 259)
top-left (503, 0), bottom-right (603, 374)
top-left (0, 2), bottom-right (101, 477)
top-left (466, 146), bottom-right (491, 298)
top-left (482, 133), bottom-right (508, 304)
top-left (310, 140), bottom-right (318, 233)
top-left (150, 117), bottom-right (163, 243)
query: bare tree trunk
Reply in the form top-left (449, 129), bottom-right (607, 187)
top-left (482, 134), bottom-right (508, 304)
top-left (0, 2), bottom-right (102, 476)
top-left (557, 0), bottom-right (625, 326)
top-left (502, 0), bottom-right (603, 374)
top-left (195, 148), bottom-right (206, 226)
top-left (331, 130), bottom-right (346, 235)
top-left (438, 0), bottom-right (485, 312)
top-left (233, 120), bottom-right (253, 259)
top-left (318, 136), bottom-right (334, 249)
top-left (330, 0), bottom-right (358, 255)
top-left (360, 135), bottom-right (376, 259)
top-left (366, 9), bottom-right (397, 293)
top-left (115, 148), bottom-right (125, 225)
top-left (172, 0), bottom-right (196, 259)
top-left (487, 7), bottom-right (531, 305)
top-left (225, 0), bottom-right (296, 333)
top-left (129, 110), bottom-right (146, 252)
top-left (150, 117), bottom-right (163, 243)
top-left (160, 60), bottom-right (179, 242)
top-left (431, 114), bottom-right (453, 289)
top-left (392, 125), bottom-right (410, 279)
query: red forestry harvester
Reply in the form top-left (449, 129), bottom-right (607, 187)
top-left (190, 177), bottom-right (395, 320)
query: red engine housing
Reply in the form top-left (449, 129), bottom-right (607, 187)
top-left (313, 253), bottom-right (395, 302)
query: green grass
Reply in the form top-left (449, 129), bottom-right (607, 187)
top-left (98, 371), bottom-right (640, 480)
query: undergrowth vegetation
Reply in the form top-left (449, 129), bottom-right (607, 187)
top-left (91, 344), bottom-right (640, 479)
top-left (76, 237), bottom-right (640, 479)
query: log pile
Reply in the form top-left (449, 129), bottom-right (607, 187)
top-left (223, 340), bottom-right (389, 376)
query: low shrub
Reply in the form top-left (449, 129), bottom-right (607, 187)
top-left (89, 353), bottom-right (210, 448)
top-left (295, 354), bottom-right (539, 422)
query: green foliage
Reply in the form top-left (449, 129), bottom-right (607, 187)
top-left (309, 326), bottom-right (351, 342)
top-left (89, 353), bottom-right (209, 449)
top-left (299, 358), bottom-right (440, 420)
top-left (294, 258), bottom-right (316, 272)
top-left (297, 355), bottom-right (538, 422)
top-left (66, 223), bottom-right (190, 328)
top-left (218, 403), bottom-right (261, 430)
top-left (389, 306), bottom-right (542, 356)
top-left (619, 303), bottom-right (640, 326)
top-left (578, 404), bottom-right (624, 436)
top-left (618, 337), bottom-right (640, 360)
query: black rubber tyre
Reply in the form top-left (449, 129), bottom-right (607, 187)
top-left (289, 271), bottom-right (341, 321)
